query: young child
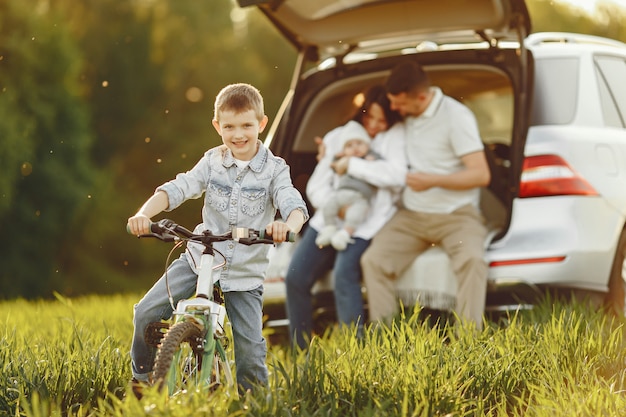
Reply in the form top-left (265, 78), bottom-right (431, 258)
top-left (315, 120), bottom-right (381, 251)
top-left (126, 83), bottom-right (308, 397)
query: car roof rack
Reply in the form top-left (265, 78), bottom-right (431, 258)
top-left (526, 32), bottom-right (626, 49)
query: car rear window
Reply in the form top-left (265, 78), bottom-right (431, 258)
top-left (289, 67), bottom-right (514, 154)
top-left (595, 55), bottom-right (626, 128)
top-left (530, 57), bottom-right (579, 126)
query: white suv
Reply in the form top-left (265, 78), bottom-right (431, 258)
top-left (236, 0), bottom-right (626, 330)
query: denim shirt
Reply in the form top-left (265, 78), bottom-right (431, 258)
top-left (157, 142), bottom-right (309, 292)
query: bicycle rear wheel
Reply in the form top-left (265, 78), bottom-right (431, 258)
top-left (153, 320), bottom-right (214, 395)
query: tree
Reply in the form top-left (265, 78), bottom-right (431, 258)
top-left (529, 0), bottom-right (626, 38)
top-left (0, 0), bottom-right (97, 297)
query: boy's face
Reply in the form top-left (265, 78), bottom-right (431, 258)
top-left (212, 109), bottom-right (268, 161)
top-left (343, 139), bottom-right (369, 158)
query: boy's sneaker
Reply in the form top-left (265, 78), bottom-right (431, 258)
top-left (144, 321), bottom-right (169, 348)
top-left (331, 229), bottom-right (353, 251)
top-left (130, 378), bottom-right (149, 400)
top-left (315, 225), bottom-right (337, 248)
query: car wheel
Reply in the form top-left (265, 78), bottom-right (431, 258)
top-left (605, 229), bottom-right (626, 316)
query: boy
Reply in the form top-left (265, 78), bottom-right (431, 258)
top-left (315, 120), bottom-right (382, 251)
top-left (127, 83), bottom-right (308, 396)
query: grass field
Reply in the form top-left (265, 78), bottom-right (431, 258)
top-left (1, 292), bottom-right (625, 416)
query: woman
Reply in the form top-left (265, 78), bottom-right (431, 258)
top-left (285, 85), bottom-right (407, 349)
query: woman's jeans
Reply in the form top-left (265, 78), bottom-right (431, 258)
top-left (131, 252), bottom-right (268, 393)
top-left (285, 226), bottom-right (370, 349)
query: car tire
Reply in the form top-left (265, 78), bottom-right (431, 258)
top-left (605, 228), bottom-right (626, 316)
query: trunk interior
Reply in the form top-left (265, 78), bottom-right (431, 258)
top-left (272, 50), bottom-right (529, 243)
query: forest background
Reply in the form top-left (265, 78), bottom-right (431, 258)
top-left (1, 0), bottom-right (625, 299)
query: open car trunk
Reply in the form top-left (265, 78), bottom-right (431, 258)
top-left (237, 0), bottom-right (533, 241)
top-left (272, 49), bottom-right (532, 244)
top-left (238, 0), bottom-right (536, 319)
top-left (236, 0), bottom-right (530, 62)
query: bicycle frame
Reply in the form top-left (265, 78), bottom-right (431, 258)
top-left (164, 244), bottom-right (231, 393)
top-left (171, 252), bottom-right (226, 333)
top-left (134, 220), bottom-right (293, 395)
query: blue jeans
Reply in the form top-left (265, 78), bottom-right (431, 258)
top-left (285, 226), bottom-right (370, 349)
top-left (131, 252), bottom-right (268, 393)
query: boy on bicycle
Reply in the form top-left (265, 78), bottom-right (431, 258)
top-left (126, 83), bottom-right (308, 397)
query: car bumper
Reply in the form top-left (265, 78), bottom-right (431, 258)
top-left (262, 195), bottom-right (624, 329)
top-left (486, 196), bottom-right (622, 293)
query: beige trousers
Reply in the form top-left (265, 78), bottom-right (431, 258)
top-left (361, 204), bottom-right (488, 329)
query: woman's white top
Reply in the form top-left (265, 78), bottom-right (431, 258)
top-left (306, 122), bottom-right (408, 240)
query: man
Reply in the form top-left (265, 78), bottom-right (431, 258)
top-left (361, 61), bottom-right (491, 329)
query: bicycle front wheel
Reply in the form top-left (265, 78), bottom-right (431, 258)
top-left (152, 320), bottom-right (213, 395)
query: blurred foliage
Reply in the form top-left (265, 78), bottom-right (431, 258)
top-left (530, 0), bottom-right (626, 40)
top-left (0, 0), bottom-right (295, 298)
top-left (0, 0), bottom-right (625, 298)
top-left (0, 0), bottom-right (95, 297)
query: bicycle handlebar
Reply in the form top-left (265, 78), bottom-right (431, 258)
top-left (128, 219), bottom-right (296, 245)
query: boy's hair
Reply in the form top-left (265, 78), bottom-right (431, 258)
top-left (386, 61), bottom-right (430, 96)
top-left (214, 83), bottom-right (265, 121)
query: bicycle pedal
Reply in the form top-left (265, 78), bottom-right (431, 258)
top-left (144, 321), bottom-right (170, 347)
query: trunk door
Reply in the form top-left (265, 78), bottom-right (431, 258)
top-left (236, 0), bottom-right (530, 62)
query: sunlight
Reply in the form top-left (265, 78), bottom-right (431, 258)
top-left (559, 0), bottom-right (626, 14)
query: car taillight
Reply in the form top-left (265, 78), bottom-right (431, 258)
top-left (489, 256), bottom-right (566, 267)
top-left (518, 154), bottom-right (598, 198)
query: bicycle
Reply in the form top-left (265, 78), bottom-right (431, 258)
top-left (131, 218), bottom-right (294, 396)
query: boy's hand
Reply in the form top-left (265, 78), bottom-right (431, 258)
top-left (127, 214), bottom-right (152, 236)
top-left (265, 221), bottom-right (294, 243)
top-left (127, 191), bottom-right (169, 236)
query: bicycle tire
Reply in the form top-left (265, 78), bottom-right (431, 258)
top-left (153, 320), bottom-right (210, 394)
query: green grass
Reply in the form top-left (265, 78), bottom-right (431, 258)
top-left (1, 293), bottom-right (625, 416)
